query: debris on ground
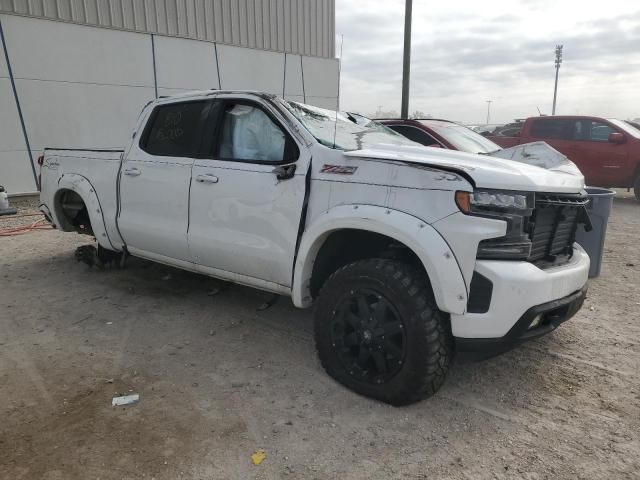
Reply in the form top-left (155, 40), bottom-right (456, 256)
top-left (112, 394), bottom-right (140, 406)
top-left (251, 449), bottom-right (267, 465)
top-left (257, 293), bottom-right (280, 311)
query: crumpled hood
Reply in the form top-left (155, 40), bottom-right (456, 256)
top-left (345, 143), bottom-right (586, 193)
top-left (489, 141), bottom-right (583, 178)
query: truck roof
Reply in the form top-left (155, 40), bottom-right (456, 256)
top-left (155, 89), bottom-right (279, 103)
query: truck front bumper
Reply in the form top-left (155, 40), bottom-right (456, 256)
top-left (451, 244), bottom-right (590, 360)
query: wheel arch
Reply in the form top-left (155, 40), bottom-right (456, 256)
top-left (292, 205), bottom-right (468, 314)
top-left (54, 174), bottom-right (116, 250)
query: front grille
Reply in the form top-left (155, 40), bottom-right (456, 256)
top-left (527, 194), bottom-right (588, 265)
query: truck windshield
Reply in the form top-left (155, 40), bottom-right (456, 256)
top-left (284, 101), bottom-right (417, 151)
top-left (609, 119), bottom-right (640, 139)
top-left (423, 121), bottom-right (502, 154)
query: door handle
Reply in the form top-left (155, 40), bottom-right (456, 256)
top-left (195, 173), bottom-right (219, 184)
top-left (123, 167), bottom-right (141, 177)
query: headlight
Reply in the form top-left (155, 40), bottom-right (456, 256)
top-left (455, 190), bottom-right (533, 213)
top-left (455, 189), bottom-right (534, 260)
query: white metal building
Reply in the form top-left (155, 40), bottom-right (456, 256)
top-left (0, 0), bottom-right (338, 194)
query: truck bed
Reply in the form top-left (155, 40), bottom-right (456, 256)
top-left (40, 148), bottom-right (124, 249)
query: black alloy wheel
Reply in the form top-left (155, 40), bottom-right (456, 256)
top-left (314, 258), bottom-right (453, 406)
top-left (330, 288), bottom-right (407, 385)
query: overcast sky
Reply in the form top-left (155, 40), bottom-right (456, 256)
top-left (336, 0), bottom-right (640, 124)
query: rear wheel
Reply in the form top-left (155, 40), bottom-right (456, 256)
top-left (314, 259), bottom-right (453, 406)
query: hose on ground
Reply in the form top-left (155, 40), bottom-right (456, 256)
top-left (0, 215), bottom-right (54, 236)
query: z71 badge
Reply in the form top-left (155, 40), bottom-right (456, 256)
top-left (320, 164), bottom-right (358, 175)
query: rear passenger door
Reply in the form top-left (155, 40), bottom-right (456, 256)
top-left (188, 96), bottom-right (309, 291)
top-left (118, 100), bottom-right (211, 263)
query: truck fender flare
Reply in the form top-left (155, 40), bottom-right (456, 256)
top-left (292, 204), bottom-right (468, 314)
top-left (55, 174), bottom-right (116, 250)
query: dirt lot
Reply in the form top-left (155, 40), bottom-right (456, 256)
top-left (1, 193), bottom-right (639, 479)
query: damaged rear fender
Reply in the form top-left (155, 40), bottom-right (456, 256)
top-left (292, 204), bottom-right (468, 314)
top-left (55, 174), bottom-right (120, 250)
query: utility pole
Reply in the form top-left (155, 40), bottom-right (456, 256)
top-left (400, 0), bottom-right (412, 119)
top-left (552, 45), bottom-right (563, 115)
top-left (486, 100), bottom-right (492, 124)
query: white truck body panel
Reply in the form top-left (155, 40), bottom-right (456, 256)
top-left (345, 143), bottom-right (585, 193)
top-left (451, 245), bottom-right (590, 338)
top-left (40, 149), bottom-right (124, 249)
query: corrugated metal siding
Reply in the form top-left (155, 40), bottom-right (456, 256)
top-left (0, 0), bottom-right (335, 57)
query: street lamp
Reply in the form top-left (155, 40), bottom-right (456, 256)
top-left (552, 45), bottom-right (563, 115)
top-left (401, 0), bottom-right (413, 119)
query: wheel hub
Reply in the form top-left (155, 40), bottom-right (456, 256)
top-left (362, 329), bottom-right (373, 343)
top-left (330, 289), bottom-right (407, 384)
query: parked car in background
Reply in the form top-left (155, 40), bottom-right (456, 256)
top-left (378, 118), bottom-right (503, 154)
top-left (486, 116), bottom-right (640, 201)
top-left (625, 120), bottom-right (640, 131)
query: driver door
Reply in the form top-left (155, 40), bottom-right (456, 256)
top-left (188, 97), bottom-right (309, 291)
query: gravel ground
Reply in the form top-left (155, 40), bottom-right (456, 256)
top-left (0, 191), bottom-right (638, 479)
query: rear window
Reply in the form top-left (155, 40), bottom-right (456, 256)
top-left (142, 101), bottom-right (209, 157)
top-left (387, 125), bottom-right (440, 146)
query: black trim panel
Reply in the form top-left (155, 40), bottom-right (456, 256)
top-left (466, 272), bottom-right (493, 314)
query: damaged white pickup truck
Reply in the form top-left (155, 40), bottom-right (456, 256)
top-left (39, 91), bottom-right (591, 405)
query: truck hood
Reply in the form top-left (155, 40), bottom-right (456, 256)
top-left (345, 143), bottom-right (585, 193)
top-left (489, 141), bottom-right (583, 178)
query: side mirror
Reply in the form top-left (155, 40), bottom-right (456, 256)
top-left (608, 132), bottom-right (625, 144)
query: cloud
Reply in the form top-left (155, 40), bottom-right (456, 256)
top-left (336, 1), bottom-right (640, 123)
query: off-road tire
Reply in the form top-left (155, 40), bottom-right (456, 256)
top-left (314, 258), bottom-right (453, 406)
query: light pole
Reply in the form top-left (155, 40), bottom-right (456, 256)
top-left (552, 45), bottom-right (563, 115)
top-left (400, 0), bottom-right (412, 119)
top-left (486, 100), bottom-right (492, 124)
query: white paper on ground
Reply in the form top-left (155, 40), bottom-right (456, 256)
top-left (112, 394), bottom-right (140, 406)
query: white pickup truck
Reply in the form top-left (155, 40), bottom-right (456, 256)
top-left (39, 90), bottom-right (591, 405)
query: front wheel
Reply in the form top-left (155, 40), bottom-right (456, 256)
top-left (314, 259), bottom-right (453, 406)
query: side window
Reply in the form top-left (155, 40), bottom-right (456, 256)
top-left (387, 125), bottom-right (440, 146)
top-left (588, 121), bottom-right (614, 142)
top-left (217, 103), bottom-right (292, 162)
top-left (530, 119), bottom-right (575, 140)
top-left (142, 101), bottom-right (209, 157)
